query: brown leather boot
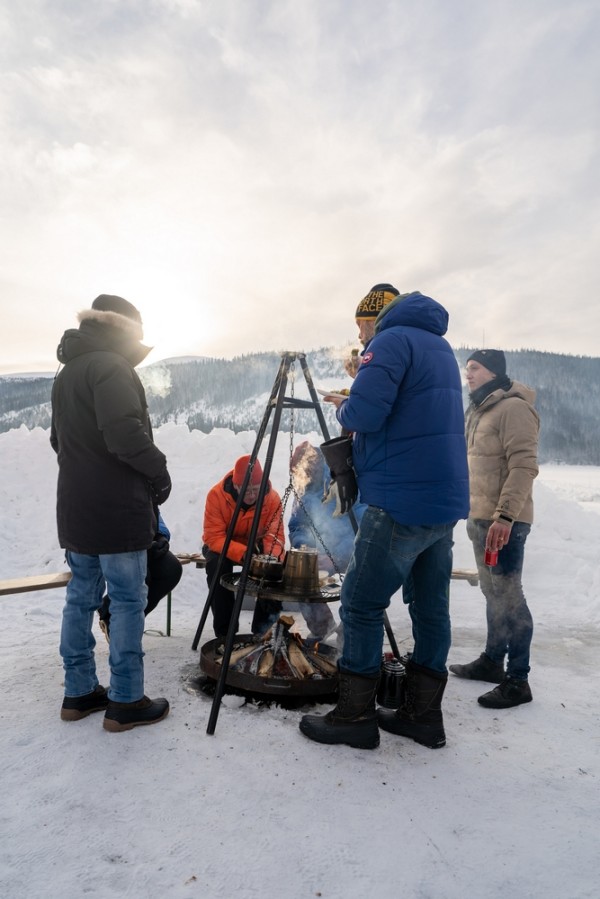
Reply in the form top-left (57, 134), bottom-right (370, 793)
top-left (61, 685), bottom-right (109, 721)
top-left (103, 696), bottom-right (170, 732)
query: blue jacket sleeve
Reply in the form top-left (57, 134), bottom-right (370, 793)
top-left (157, 512), bottom-right (171, 539)
top-left (337, 331), bottom-right (410, 433)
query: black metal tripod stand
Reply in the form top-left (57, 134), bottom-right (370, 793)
top-left (193, 351), bottom-right (399, 735)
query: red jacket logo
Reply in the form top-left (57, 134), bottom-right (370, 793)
top-left (362, 352), bottom-right (373, 365)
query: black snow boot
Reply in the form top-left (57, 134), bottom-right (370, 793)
top-left (478, 677), bottom-right (532, 709)
top-left (449, 652), bottom-right (504, 683)
top-left (299, 669), bottom-right (380, 749)
top-left (377, 660), bottom-right (447, 748)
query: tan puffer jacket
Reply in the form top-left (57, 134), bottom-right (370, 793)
top-left (465, 380), bottom-right (540, 524)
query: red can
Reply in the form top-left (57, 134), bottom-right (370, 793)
top-left (484, 548), bottom-right (498, 567)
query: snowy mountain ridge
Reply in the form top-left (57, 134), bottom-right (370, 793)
top-left (1, 346), bottom-right (599, 464)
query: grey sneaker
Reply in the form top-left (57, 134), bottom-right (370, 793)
top-left (478, 677), bottom-right (533, 709)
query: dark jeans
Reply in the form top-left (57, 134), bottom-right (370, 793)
top-left (467, 517), bottom-right (533, 680)
top-left (339, 506), bottom-right (455, 677)
top-left (203, 548), bottom-right (282, 638)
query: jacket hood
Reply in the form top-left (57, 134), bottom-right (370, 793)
top-left (57, 310), bottom-right (152, 368)
top-left (79, 307), bottom-right (144, 341)
top-left (375, 291), bottom-right (449, 337)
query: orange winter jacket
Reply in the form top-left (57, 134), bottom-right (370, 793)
top-left (202, 471), bottom-right (286, 564)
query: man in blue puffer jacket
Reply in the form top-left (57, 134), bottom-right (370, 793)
top-left (300, 286), bottom-right (469, 751)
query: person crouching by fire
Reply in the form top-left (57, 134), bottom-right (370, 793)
top-left (202, 455), bottom-right (286, 642)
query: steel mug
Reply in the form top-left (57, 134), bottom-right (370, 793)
top-left (377, 658), bottom-right (405, 709)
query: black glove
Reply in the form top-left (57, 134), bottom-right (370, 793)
top-left (150, 469), bottom-right (172, 505)
top-left (149, 533), bottom-right (170, 560)
top-left (320, 436), bottom-right (358, 517)
top-left (322, 474), bottom-right (358, 517)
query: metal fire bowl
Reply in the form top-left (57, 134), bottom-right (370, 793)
top-left (219, 572), bottom-right (341, 603)
top-left (200, 635), bottom-right (340, 697)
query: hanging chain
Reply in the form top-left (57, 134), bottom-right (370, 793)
top-left (291, 492), bottom-right (343, 580)
top-left (260, 356), bottom-right (343, 579)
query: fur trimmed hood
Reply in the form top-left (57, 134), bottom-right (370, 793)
top-left (77, 307), bottom-right (144, 342)
top-left (57, 307), bottom-right (152, 368)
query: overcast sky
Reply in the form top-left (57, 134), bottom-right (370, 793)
top-left (1, 0), bottom-right (598, 373)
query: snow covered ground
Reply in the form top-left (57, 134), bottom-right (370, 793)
top-left (0, 424), bottom-right (598, 898)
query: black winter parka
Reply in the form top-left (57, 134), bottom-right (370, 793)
top-left (50, 312), bottom-right (168, 554)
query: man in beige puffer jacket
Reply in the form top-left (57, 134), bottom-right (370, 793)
top-left (450, 349), bottom-right (540, 709)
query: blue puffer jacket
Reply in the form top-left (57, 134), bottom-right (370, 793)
top-left (337, 291), bottom-right (469, 525)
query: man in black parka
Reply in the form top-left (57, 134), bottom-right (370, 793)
top-left (51, 294), bottom-right (171, 731)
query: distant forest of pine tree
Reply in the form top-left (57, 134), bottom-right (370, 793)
top-left (1, 347), bottom-right (599, 465)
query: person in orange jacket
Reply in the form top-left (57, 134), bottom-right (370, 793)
top-left (202, 455), bottom-right (286, 640)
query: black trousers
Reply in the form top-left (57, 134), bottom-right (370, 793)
top-left (203, 547), bottom-right (282, 638)
top-left (146, 549), bottom-right (183, 616)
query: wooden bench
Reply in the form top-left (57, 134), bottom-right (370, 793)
top-left (0, 572), bottom-right (72, 596)
top-left (0, 554), bottom-right (208, 637)
top-left (448, 568), bottom-right (479, 586)
top-left (1, 558), bottom-right (477, 636)
top-left (0, 560), bottom-right (477, 599)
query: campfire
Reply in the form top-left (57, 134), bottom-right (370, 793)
top-left (215, 614), bottom-right (339, 680)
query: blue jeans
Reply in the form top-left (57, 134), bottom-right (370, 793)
top-left (60, 551), bottom-right (148, 702)
top-left (339, 507), bottom-right (455, 677)
top-left (467, 518), bottom-right (533, 680)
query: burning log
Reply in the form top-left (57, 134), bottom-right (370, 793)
top-left (288, 641), bottom-right (315, 678)
top-left (257, 649), bottom-right (274, 677)
top-left (303, 648), bottom-right (338, 677)
top-left (228, 644), bottom-right (260, 666)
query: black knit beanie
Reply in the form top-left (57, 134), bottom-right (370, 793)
top-left (92, 294), bottom-right (142, 324)
top-left (466, 349), bottom-right (506, 378)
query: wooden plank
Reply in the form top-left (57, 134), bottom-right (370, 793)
top-left (451, 569), bottom-right (479, 586)
top-left (0, 572), bottom-right (71, 596)
top-left (0, 553), bottom-right (204, 598)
